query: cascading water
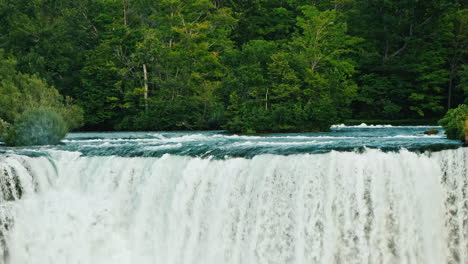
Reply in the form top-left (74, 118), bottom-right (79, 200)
top-left (0, 146), bottom-right (467, 264)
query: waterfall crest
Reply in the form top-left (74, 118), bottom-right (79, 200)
top-left (0, 148), bottom-right (467, 264)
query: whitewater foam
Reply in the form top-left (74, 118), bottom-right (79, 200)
top-left (0, 148), bottom-right (467, 263)
top-left (331, 123), bottom-right (439, 128)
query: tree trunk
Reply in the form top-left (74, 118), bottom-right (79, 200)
top-left (123, 0), bottom-right (128, 27)
top-left (143, 63), bottom-right (149, 112)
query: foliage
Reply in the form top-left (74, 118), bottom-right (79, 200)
top-left (0, 0), bottom-right (466, 132)
top-left (0, 118), bottom-right (9, 138)
top-left (349, 0), bottom-right (466, 119)
top-left (438, 104), bottom-right (468, 141)
top-left (4, 108), bottom-right (68, 146)
top-left (459, 65), bottom-right (468, 103)
top-left (0, 50), bottom-right (83, 132)
top-left (221, 6), bottom-right (359, 133)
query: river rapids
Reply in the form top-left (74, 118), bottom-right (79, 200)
top-left (0, 125), bottom-right (466, 264)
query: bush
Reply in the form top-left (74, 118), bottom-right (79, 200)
top-left (438, 104), bottom-right (468, 141)
top-left (4, 108), bottom-right (68, 146)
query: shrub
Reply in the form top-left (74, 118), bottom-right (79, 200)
top-left (438, 104), bottom-right (468, 141)
top-left (4, 108), bottom-right (68, 146)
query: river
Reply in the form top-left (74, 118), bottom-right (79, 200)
top-left (0, 125), bottom-right (467, 263)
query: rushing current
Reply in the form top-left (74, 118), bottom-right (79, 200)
top-left (0, 125), bottom-right (467, 263)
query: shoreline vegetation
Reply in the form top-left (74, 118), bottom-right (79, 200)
top-left (0, 0), bottom-right (466, 144)
top-left (438, 104), bottom-right (468, 142)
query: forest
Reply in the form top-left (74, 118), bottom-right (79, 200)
top-left (0, 0), bottom-right (466, 133)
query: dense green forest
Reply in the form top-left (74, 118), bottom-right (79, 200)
top-left (0, 0), bottom-right (466, 133)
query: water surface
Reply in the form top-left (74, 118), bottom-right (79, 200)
top-left (1, 125), bottom-right (467, 263)
top-left (0, 124), bottom-right (462, 158)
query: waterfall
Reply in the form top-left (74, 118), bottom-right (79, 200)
top-left (0, 148), bottom-right (467, 264)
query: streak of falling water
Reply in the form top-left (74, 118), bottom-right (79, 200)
top-left (0, 148), bottom-right (466, 264)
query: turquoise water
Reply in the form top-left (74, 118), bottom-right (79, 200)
top-left (1, 124), bottom-right (467, 263)
top-left (0, 125), bottom-right (463, 158)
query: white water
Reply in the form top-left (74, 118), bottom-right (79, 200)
top-left (0, 148), bottom-right (467, 264)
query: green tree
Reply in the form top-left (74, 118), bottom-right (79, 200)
top-left (222, 5), bottom-right (359, 133)
top-left (439, 104), bottom-right (468, 141)
top-left (292, 5), bottom-right (359, 121)
top-left (458, 65), bottom-right (468, 103)
top-left (117, 0), bottom-right (236, 130)
top-left (0, 50), bottom-right (83, 132)
top-left (348, 0), bottom-right (466, 119)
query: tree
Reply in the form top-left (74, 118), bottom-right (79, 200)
top-left (348, 0), bottom-right (466, 119)
top-left (439, 104), bottom-right (468, 141)
top-left (116, 0), bottom-right (236, 130)
top-left (0, 50), bottom-right (83, 132)
top-left (291, 5), bottom-right (359, 123)
top-left (222, 5), bottom-right (359, 133)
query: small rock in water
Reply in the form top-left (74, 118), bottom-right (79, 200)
top-left (424, 128), bottom-right (439, 135)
